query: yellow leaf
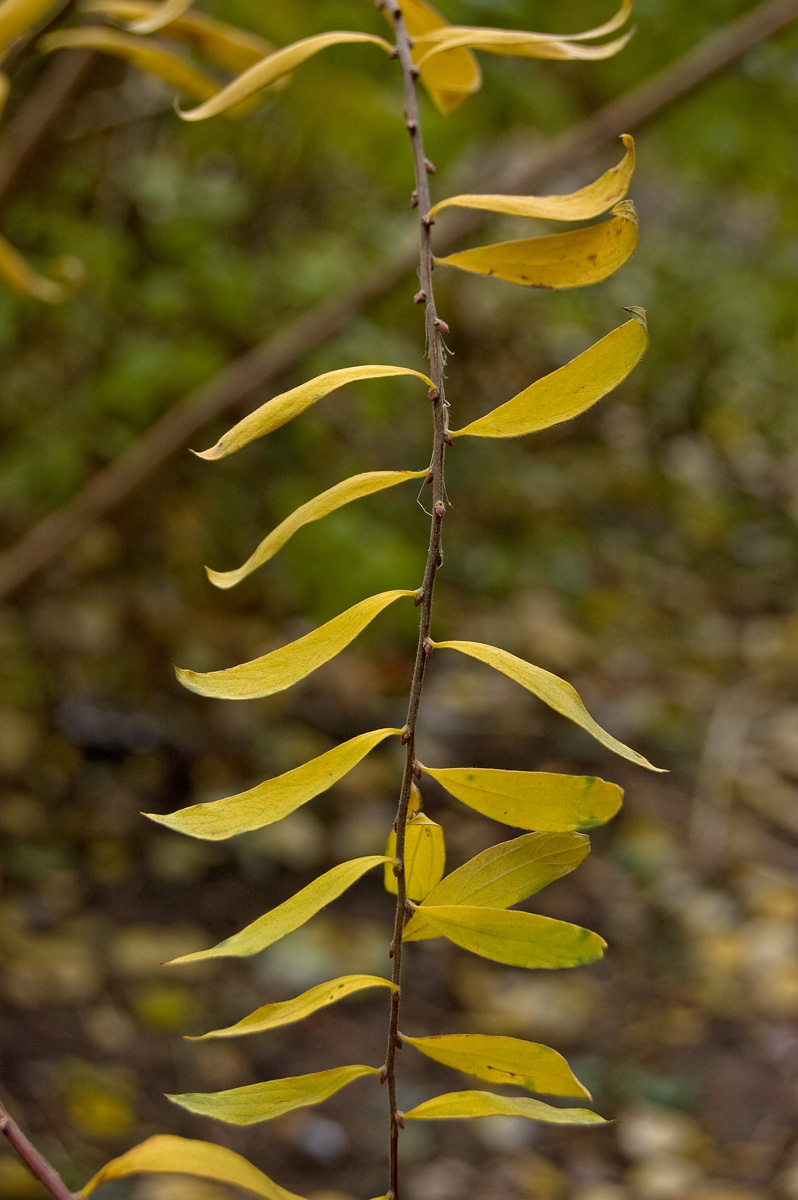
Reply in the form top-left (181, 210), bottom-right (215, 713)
top-left (0, 72), bottom-right (9, 117)
top-left (78, 1134), bottom-right (305, 1200)
top-left (452, 315), bottom-right (647, 440)
top-left (404, 831), bottom-right (591, 942)
top-left (169, 1065), bottom-right (379, 1126)
top-left (39, 28), bottom-right (222, 103)
top-left (0, 234), bottom-right (83, 303)
top-left (403, 1089), bottom-right (604, 1125)
top-left (417, 766), bottom-right (622, 835)
top-left (393, 0), bottom-right (480, 114)
top-left (415, 0), bottom-right (632, 50)
top-left (188, 975), bottom-right (396, 1040)
top-left (384, 813), bottom-right (445, 902)
top-left (176, 589), bottom-right (415, 701)
top-left (418, 905), bottom-right (605, 968)
top-left (177, 32), bottom-right (393, 121)
top-left (208, 470), bottom-right (427, 588)
top-left (428, 134), bottom-right (634, 221)
top-left (434, 202), bottom-right (638, 289)
top-left (148, 728), bottom-right (401, 840)
top-left (402, 1032), bottom-right (589, 1097)
top-left (167, 856), bottom-right (390, 964)
top-left (430, 639), bottom-right (663, 771)
top-left (81, 1), bottom-right (276, 73)
top-left (124, 0), bottom-right (191, 33)
top-left (0, 0), bottom-right (59, 55)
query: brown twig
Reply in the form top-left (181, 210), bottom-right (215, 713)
top-left (0, 0), bottom-right (795, 602)
top-left (0, 1100), bottom-right (74, 1200)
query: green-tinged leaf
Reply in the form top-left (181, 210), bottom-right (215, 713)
top-left (39, 28), bottom-right (222, 102)
top-left (147, 728), bottom-right (401, 841)
top-left (404, 831), bottom-right (591, 942)
top-left (176, 589), bottom-right (415, 701)
top-left (434, 202), bottom-right (637, 290)
top-left (428, 134), bottom-right (634, 221)
top-left (452, 316), bottom-right (646, 440)
top-left (403, 1090), bottom-right (604, 1125)
top-left (177, 32), bottom-right (393, 121)
top-left (417, 905), bottom-right (605, 968)
top-left (125, 0), bottom-right (191, 33)
top-left (402, 1033), bottom-right (589, 1097)
top-left (188, 975), bottom-right (395, 1040)
top-left (169, 1065), bottom-right (379, 1126)
top-left (417, 766), bottom-right (622, 835)
top-left (208, 470), bottom-right (427, 588)
top-left (393, 0), bottom-right (480, 114)
top-left (197, 368), bottom-right (433, 461)
top-left (430, 640), bottom-right (663, 771)
top-left (81, 1), bottom-right (276, 73)
top-left (167, 856), bottom-right (390, 964)
top-left (0, 235), bottom-right (83, 304)
top-left (0, 0), bottom-right (59, 55)
top-left (78, 1135), bottom-right (305, 1200)
top-left (385, 813), bottom-right (445, 902)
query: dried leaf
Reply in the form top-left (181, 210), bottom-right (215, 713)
top-left (385, 813), bottom-right (445, 901)
top-left (0, 0), bottom-right (59, 56)
top-left (395, 0), bottom-right (480, 114)
top-left (188, 975), bottom-right (395, 1040)
top-left (434, 202), bottom-right (638, 289)
top-left (403, 1089), bottom-right (604, 1125)
top-left (416, 905), bottom-right (606, 968)
top-left (431, 639), bottom-right (663, 771)
top-left (452, 315), bottom-right (647, 439)
top-left (0, 234), bottom-right (83, 303)
top-left (125, 0), bottom-right (191, 34)
top-left (208, 470), bottom-right (427, 588)
top-left (196, 367), bottom-right (433, 461)
top-left (402, 1032), bottom-right (589, 1097)
top-left (169, 1065), bottom-right (379, 1126)
top-left (78, 1135), bottom-right (305, 1200)
top-left (176, 589), bottom-right (415, 701)
top-left (428, 134), bottom-right (634, 221)
top-left (167, 856), bottom-right (390, 964)
top-left (147, 728), bottom-right (401, 840)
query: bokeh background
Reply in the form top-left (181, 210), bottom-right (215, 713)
top-left (2, 1), bottom-right (798, 1198)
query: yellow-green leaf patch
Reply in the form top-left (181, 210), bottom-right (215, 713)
top-left (417, 905), bottom-right (605, 968)
top-left (385, 813), bottom-right (445, 902)
top-left (403, 1089), bottom-right (604, 1125)
top-left (169, 1065), bottom-right (379, 1125)
top-left (403, 1032), bottom-right (589, 1097)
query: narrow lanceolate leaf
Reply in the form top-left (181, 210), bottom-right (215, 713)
top-left (39, 29), bottom-right (221, 103)
top-left (125, 0), bottom-right (192, 33)
top-left (414, 0), bottom-right (632, 51)
top-left (434, 202), bottom-right (638, 290)
top-left (385, 814), bottom-right (445, 902)
top-left (431, 640), bottom-right (662, 771)
top-left (169, 1065), bottom-right (379, 1126)
top-left (177, 32), bottom-right (393, 121)
top-left (403, 831), bottom-right (591, 942)
top-left (148, 729), bottom-right (401, 841)
top-left (428, 134), bottom-right (634, 222)
top-left (0, 0), bottom-right (59, 56)
top-left (452, 316), bottom-right (647, 440)
top-left (404, 1090), bottom-right (604, 1126)
top-left (0, 235), bottom-right (81, 303)
top-left (208, 470), bottom-right (427, 588)
top-left (418, 905), bottom-right (605, 969)
top-left (418, 32), bottom-right (632, 65)
top-left (176, 589), bottom-right (414, 701)
top-left (403, 1033), bottom-right (589, 1098)
top-left (394, 0), bottom-right (480, 115)
top-left (78, 1135), bottom-right (306, 1200)
top-left (167, 856), bottom-right (389, 964)
top-left (188, 975), bottom-right (395, 1040)
top-left (197, 367), bottom-right (433, 461)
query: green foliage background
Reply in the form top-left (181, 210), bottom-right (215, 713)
top-left (1, 2), bottom-right (798, 1197)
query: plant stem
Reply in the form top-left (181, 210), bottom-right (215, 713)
top-left (0, 1100), bottom-right (74, 1200)
top-left (381, 5), bottom-right (448, 1198)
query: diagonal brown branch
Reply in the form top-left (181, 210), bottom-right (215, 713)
top-left (0, 0), bottom-right (795, 602)
top-left (0, 1100), bottom-right (74, 1200)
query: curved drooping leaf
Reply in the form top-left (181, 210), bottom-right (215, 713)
top-left (177, 589), bottom-right (415, 701)
top-left (196, 367), bottom-right (433, 461)
top-left (39, 28), bottom-right (222, 102)
top-left (147, 728), bottom-right (401, 841)
top-left (431, 639), bottom-right (662, 771)
top-left (0, 0), bottom-right (59, 56)
top-left (418, 766), bottom-right (623, 833)
top-left (385, 813), bottom-right (445, 902)
top-left (417, 904), bottom-right (605, 968)
top-left (434, 202), bottom-right (638, 289)
top-left (414, 0), bottom-right (632, 50)
top-left (393, 0), bottom-right (480, 115)
top-left (452, 314), bottom-right (647, 440)
top-left (428, 135), bottom-right (634, 222)
top-left (125, 0), bottom-right (191, 33)
top-left (402, 1032), bottom-right (589, 1097)
top-left (208, 470), bottom-right (427, 588)
top-left (78, 1135), bottom-right (306, 1200)
top-left (169, 1065), bottom-right (379, 1126)
top-left (189, 975), bottom-right (396, 1040)
top-left (403, 1090), bottom-right (604, 1125)
top-left (168, 856), bottom-right (390, 964)
top-left (403, 831), bottom-right (591, 941)
top-left (81, 0), bottom-right (276, 73)
top-left (0, 236), bottom-right (83, 303)
top-left (177, 32), bottom-right (393, 121)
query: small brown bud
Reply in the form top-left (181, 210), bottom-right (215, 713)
top-left (435, 317), bottom-right (449, 334)
top-left (413, 762), bottom-right (422, 778)
top-left (436, 551), bottom-right (444, 567)
top-left (413, 290), bottom-right (426, 304)
top-left (422, 214), bottom-right (434, 228)
top-left (379, 1065), bottom-right (388, 1083)
top-left (410, 65), bottom-right (421, 79)
top-left (425, 158), bottom-right (436, 174)
top-left (389, 45), bottom-right (399, 57)
top-left (388, 945), bottom-right (394, 958)
top-left (407, 119), bottom-right (417, 133)
top-left (423, 640), bottom-right (433, 657)
top-left (395, 1035), bottom-right (403, 1049)
top-left (410, 191), bottom-right (418, 209)
top-left (424, 469), bottom-right (434, 484)
top-left (443, 432), bottom-right (454, 446)
top-left (435, 501), bottom-right (446, 519)
top-left (428, 387), bottom-right (440, 402)
top-left (401, 728), bottom-right (411, 745)
top-left (395, 1112), bottom-right (405, 1129)
top-left (413, 589), bottom-right (424, 607)
top-left (392, 861), bottom-right (402, 877)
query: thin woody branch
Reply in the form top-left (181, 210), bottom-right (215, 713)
top-left (0, 1100), bottom-right (74, 1200)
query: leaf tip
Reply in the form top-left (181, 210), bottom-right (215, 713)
top-left (623, 304), bottom-right (647, 333)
